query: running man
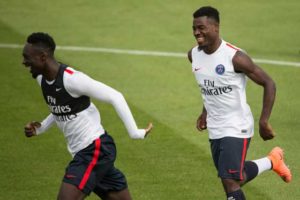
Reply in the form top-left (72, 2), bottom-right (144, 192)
top-left (188, 6), bottom-right (292, 200)
top-left (22, 32), bottom-right (153, 200)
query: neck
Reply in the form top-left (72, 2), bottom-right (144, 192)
top-left (43, 59), bottom-right (60, 81)
top-left (203, 38), bottom-right (222, 54)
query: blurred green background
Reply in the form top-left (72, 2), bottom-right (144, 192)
top-left (0, 0), bottom-right (299, 199)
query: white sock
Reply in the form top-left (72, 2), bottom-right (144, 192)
top-left (252, 157), bottom-right (272, 175)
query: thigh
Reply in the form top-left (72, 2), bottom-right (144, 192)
top-left (217, 137), bottom-right (250, 181)
top-left (93, 166), bottom-right (128, 198)
top-left (57, 182), bottom-right (87, 200)
top-left (63, 133), bottom-right (117, 196)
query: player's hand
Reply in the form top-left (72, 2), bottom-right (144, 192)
top-left (196, 112), bottom-right (207, 131)
top-left (259, 121), bottom-right (275, 141)
top-left (144, 123), bottom-right (153, 137)
top-left (24, 121), bottom-right (41, 137)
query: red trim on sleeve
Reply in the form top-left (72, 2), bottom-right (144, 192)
top-left (78, 138), bottom-right (101, 190)
top-left (65, 68), bottom-right (74, 75)
top-left (239, 138), bottom-right (248, 180)
top-left (226, 43), bottom-right (239, 51)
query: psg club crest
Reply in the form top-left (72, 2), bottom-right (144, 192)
top-left (215, 64), bottom-right (225, 75)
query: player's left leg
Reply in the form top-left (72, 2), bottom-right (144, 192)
top-left (240, 161), bottom-right (260, 186)
top-left (93, 166), bottom-right (131, 200)
top-left (61, 134), bottom-right (115, 199)
top-left (216, 137), bottom-right (251, 200)
top-left (241, 146), bottom-right (292, 185)
top-left (221, 179), bottom-right (246, 200)
top-left (93, 132), bottom-right (132, 200)
top-left (57, 182), bottom-right (87, 200)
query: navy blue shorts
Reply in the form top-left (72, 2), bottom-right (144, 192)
top-left (209, 137), bottom-right (251, 181)
top-left (63, 132), bottom-right (127, 196)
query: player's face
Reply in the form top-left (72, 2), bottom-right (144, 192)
top-left (192, 16), bottom-right (219, 48)
top-left (22, 43), bottom-right (46, 78)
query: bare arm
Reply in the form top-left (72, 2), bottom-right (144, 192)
top-left (196, 106), bottom-right (207, 131)
top-left (188, 48), bottom-right (207, 132)
top-left (233, 51), bottom-right (276, 140)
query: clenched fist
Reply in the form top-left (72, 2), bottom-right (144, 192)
top-left (24, 121), bottom-right (41, 137)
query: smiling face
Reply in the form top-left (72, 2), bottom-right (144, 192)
top-left (22, 43), bottom-right (46, 78)
top-left (193, 16), bottom-right (219, 50)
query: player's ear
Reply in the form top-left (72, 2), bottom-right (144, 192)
top-left (214, 22), bottom-right (219, 33)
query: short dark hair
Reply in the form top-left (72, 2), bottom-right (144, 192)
top-left (193, 6), bottom-right (220, 23)
top-left (27, 32), bottom-right (56, 55)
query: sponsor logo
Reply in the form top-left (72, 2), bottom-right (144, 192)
top-left (54, 114), bottom-right (77, 122)
top-left (201, 86), bottom-right (232, 96)
top-left (215, 64), bottom-right (225, 75)
top-left (46, 95), bottom-right (76, 121)
top-left (48, 104), bottom-right (72, 114)
top-left (56, 88), bottom-right (62, 92)
top-left (200, 79), bottom-right (233, 96)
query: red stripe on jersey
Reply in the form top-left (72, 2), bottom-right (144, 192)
top-left (78, 138), bottom-right (101, 190)
top-left (65, 68), bottom-right (74, 75)
top-left (226, 43), bottom-right (239, 51)
top-left (239, 138), bottom-right (248, 180)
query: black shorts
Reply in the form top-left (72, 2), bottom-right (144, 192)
top-left (209, 137), bottom-right (251, 181)
top-left (63, 132), bottom-right (127, 196)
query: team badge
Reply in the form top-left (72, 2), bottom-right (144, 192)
top-left (215, 64), bottom-right (225, 75)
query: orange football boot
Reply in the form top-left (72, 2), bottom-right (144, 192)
top-left (268, 147), bottom-right (292, 183)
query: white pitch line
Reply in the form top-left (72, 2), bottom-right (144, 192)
top-left (1, 43), bottom-right (300, 67)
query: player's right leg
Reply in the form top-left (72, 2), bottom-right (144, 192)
top-left (210, 137), bottom-right (250, 200)
top-left (93, 133), bottom-right (132, 200)
top-left (59, 133), bottom-right (115, 199)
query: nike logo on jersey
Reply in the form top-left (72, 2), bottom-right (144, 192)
top-left (194, 67), bottom-right (202, 72)
top-left (56, 88), bottom-right (62, 92)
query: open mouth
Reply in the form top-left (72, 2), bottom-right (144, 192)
top-left (196, 36), bottom-right (205, 43)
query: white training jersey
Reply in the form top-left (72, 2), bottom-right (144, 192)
top-left (191, 40), bottom-right (254, 139)
top-left (35, 66), bottom-right (146, 157)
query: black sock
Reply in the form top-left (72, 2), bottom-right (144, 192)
top-left (226, 189), bottom-right (246, 200)
top-left (244, 161), bottom-right (259, 183)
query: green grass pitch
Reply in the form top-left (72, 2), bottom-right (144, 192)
top-left (0, 0), bottom-right (299, 199)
